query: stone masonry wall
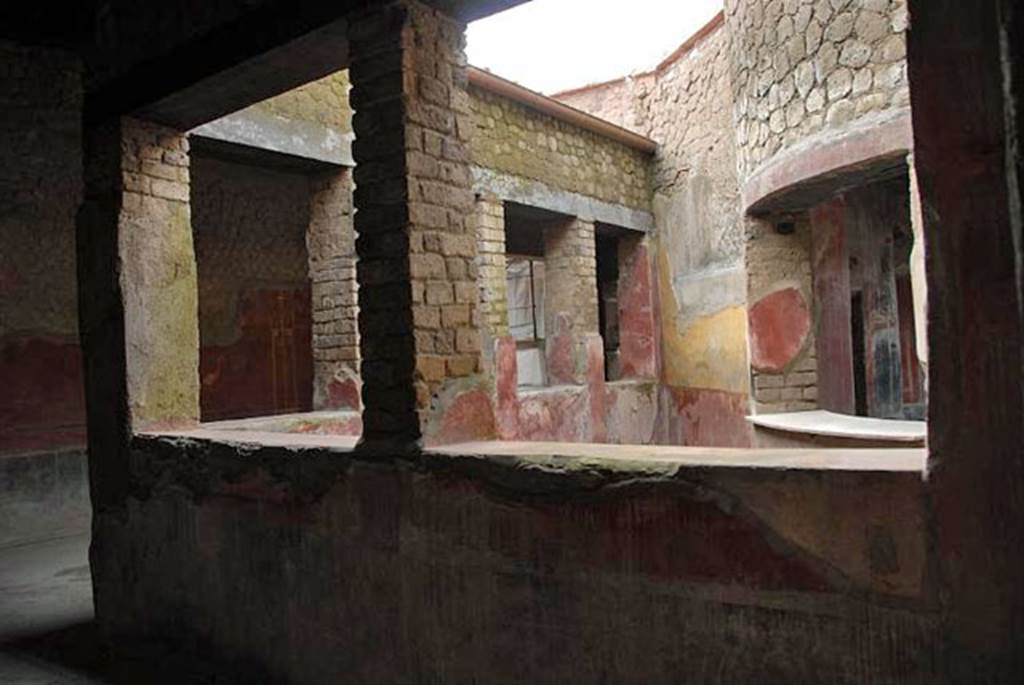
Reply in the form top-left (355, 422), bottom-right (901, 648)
top-left (544, 217), bottom-right (600, 386)
top-left (474, 194), bottom-right (509, 344)
top-left (725, 0), bottom-right (910, 179)
top-left (349, 0), bottom-right (482, 443)
top-left (308, 169), bottom-right (359, 410)
top-left (251, 71), bottom-right (352, 133)
top-left (469, 86), bottom-right (652, 211)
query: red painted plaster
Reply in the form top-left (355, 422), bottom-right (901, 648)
top-left (749, 287), bottom-right (811, 373)
top-left (200, 288), bottom-right (313, 421)
top-left (324, 377), bottom-right (360, 412)
top-left (430, 388), bottom-right (497, 446)
top-left (665, 387), bottom-right (753, 448)
top-left (0, 336), bottom-right (86, 453)
top-left (617, 242), bottom-right (658, 379)
top-left (811, 199), bottom-right (856, 413)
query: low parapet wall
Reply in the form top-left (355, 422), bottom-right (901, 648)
top-left (92, 432), bottom-right (937, 684)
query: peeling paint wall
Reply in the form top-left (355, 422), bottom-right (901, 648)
top-left (558, 22), bottom-right (753, 446)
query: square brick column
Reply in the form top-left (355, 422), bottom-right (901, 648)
top-left (474, 193), bottom-right (509, 364)
top-left (543, 216), bottom-right (601, 385)
top-left (308, 168), bottom-right (360, 411)
top-left (349, 0), bottom-right (480, 445)
top-left (77, 117), bottom-right (199, 506)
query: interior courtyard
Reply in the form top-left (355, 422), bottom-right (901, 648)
top-left (1, 0), bottom-right (1022, 682)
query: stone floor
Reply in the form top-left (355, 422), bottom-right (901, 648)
top-left (0, 534), bottom-right (223, 684)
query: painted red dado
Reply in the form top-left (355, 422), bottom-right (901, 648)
top-left (662, 387), bottom-right (752, 448)
top-left (545, 317), bottom-right (579, 386)
top-left (617, 242), bottom-right (657, 379)
top-left (200, 288), bottom-right (313, 421)
top-left (749, 287), bottom-right (811, 373)
top-left (493, 336), bottom-right (519, 439)
top-left (324, 375), bottom-right (360, 412)
top-left (429, 475), bottom-right (832, 592)
top-left (428, 387), bottom-right (497, 446)
top-left (0, 335), bottom-right (86, 453)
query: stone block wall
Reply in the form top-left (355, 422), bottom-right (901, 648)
top-left (349, 0), bottom-right (483, 444)
top-left (474, 194), bottom-right (509, 344)
top-left (543, 217), bottom-right (600, 386)
top-left (469, 86), bottom-right (652, 211)
top-left (251, 71), bottom-right (352, 133)
top-left (726, 0), bottom-right (911, 179)
top-left (308, 169), bottom-right (359, 411)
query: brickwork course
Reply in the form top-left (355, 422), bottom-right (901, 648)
top-left (473, 193), bottom-right (509, 342)
top-left (307, 170), bottom-right (359, 410)
top-left (543, 216), bottom-right (600, 385)
top-left (349, 0), bottom-right (480, 444)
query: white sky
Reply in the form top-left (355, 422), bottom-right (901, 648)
top-left (466, 0), bottom-right (724, 95)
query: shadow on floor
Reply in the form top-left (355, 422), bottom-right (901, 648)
top-left (1, 621), bottom-right (233, 684)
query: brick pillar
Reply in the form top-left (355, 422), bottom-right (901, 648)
top-left (349, 0), bottom-right (479, 445)
top-left (77, 117), bottom-right (199, 506)
top-left (308, 168), bottom-right (360, 411)
top-left (543, 216), bottom-right (600, 385)
top-left (474, 193), bottom-right (508, 365)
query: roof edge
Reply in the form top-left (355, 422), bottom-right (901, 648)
top-left (467, 66), bottom-right (658, 154)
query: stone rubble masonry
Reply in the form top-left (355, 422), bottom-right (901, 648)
top-left (469, 86), bottom-right (652, 211)
top-left (349, 0), bottom-right (480, 444)
top-left (118, 118), bottom-right (201, 429)
top-left (726, 0), bottom-right (910, 180)
top-left (307, 168), bottom-right (359, 410)
top-left (544, 216), bottom-right (600, 385)
top-left (251, 71), bottom-right (352, 134)
top-left (474, 193), bottom-right (509, 348)
top-left (746, 216), bottom-right (818, 413)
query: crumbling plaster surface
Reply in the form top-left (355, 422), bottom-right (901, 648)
top-left (118, 119), bottom-right (200, 429)
top-left (558, 21), bottom-right (752, 446)
top-left (91, 432), bottom-right (936, 684)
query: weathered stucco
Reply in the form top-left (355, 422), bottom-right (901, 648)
top-left (558, 19), bottom-right (752, 445)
